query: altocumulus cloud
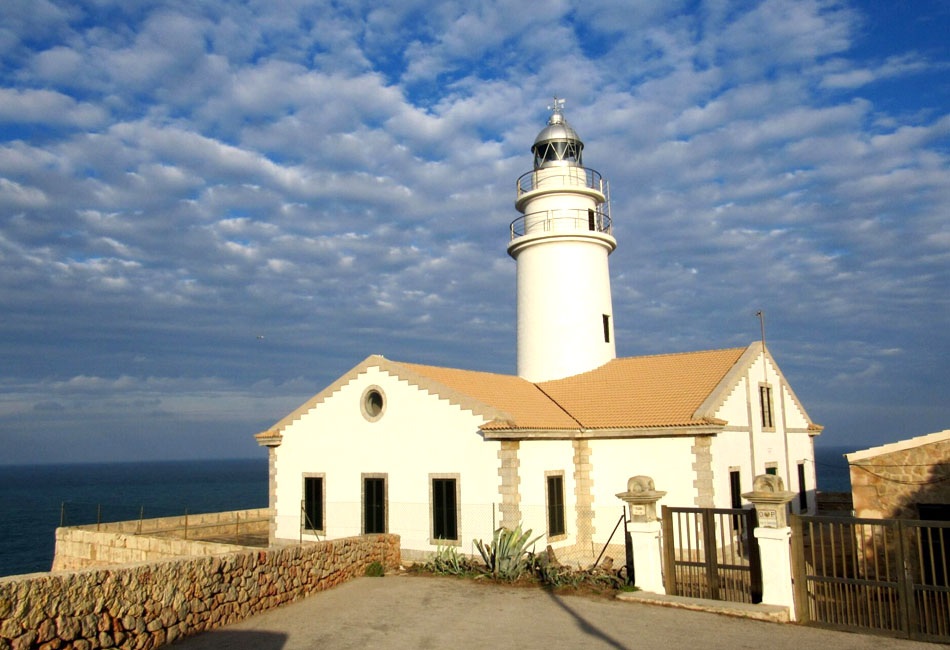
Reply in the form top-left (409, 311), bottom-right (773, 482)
top-left (0, 0), bottom-right (947, 464)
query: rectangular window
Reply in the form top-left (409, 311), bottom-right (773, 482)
top-left (602, 314), bottom-right (610, 343)
top-left (797, 462), bottom-right (807, 512)
top-left (432, 478), bottom-right (458, 541)
top-left (546, 474), bottom-right (566, 537)
top-left (759, 384), bottom-right (774, 429)
top-left (363, 476), bottom-right (386, 534)
top-left (765, 465), bottom-right (778, 476)
top-left (302, 476), bottom-right (324, 532)
top-left (588, 208), bottom-right (596, 231)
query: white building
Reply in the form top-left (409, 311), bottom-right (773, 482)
top-left (257, 101), bottom-right (822, 561)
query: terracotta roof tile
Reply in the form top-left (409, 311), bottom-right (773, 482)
top-left (395, 346), bottom-right (747, 431)
top-left (536, 347), bottom-right (747, 429)
top-left (394, 362), bottom-right (580, 429)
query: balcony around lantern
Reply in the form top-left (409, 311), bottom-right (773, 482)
top-left (517, 166), bottom-right (607, 196)
top-left (509, 208), bottom-right (613, 241)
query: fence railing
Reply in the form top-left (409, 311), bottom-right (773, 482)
top-left (59, 501), bottom-right (269, 542)
top-left (661, 505), bottom-right (762, 604)
top-left (279, 501), bottom-right (628, 568)
top-left (509, 209), bottom-right (612, 240)
top-left (792, 514), bottom-right (950, 642)
top-left (516, 167), bottom-right (607, 196)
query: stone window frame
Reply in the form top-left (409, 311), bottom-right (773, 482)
top-left (544, 470), bottom-right (567, 541)
top-left (361, 472), bottom-right (388, 534)
top-left (429, 473), bottom-right (461, 546)
top-left (758, 383), bottom-right (775, 431)
top-left (360, 385), bottom-right (387, 422)
top-left (301, 473), bottom-right (325, 535)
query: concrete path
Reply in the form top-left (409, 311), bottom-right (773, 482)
top-left (174, 575), bottom-right (942, 650)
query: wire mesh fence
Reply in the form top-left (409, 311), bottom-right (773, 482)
top-left (276, 501), bottom-right (629, 568)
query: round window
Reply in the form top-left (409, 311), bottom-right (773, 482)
top-left (361, 386), bottom-right (386, 422)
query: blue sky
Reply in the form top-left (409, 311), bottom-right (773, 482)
top-left (1, 0), bottom-right (947, 465)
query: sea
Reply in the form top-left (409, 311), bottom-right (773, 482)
top-left (0, 447), bottom-right (854, 579)
top-left (0, 458), bottom-right (268, 578)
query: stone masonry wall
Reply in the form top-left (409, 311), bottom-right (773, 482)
top-left (52, 510), bottom-right (271, 572)
top-left (0, 534), bottom-right (400, 650)
top-left (850, 438), bottom-right (950, 519)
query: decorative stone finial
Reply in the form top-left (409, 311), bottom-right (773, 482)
top-left (616, 475), bottom-right (666, 522)
top-left (743, 473), bottom-right (796, 528)
top-left (627, 475), bottom-right (656, 493)
top-left (753, 474), bottom-right (785, 493)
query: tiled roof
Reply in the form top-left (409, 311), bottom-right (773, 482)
top-left (394, 362), bottom-right (580, 429)
top-left (394, 346), bottom-right (747, 431)
top-left (257, 344), bottom-right (768, 442)
top-left (535, 347), bottom-right (747, 429)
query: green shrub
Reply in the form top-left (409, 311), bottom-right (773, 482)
top-left (473, 524), bottom-right (541, 581)
top-left (364, 561), bottom-right (385, 577)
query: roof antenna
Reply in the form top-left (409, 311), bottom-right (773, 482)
top-left (755, 310), bottom-right (767, 383)
top-left (754, 310), bottom-right (766, 352)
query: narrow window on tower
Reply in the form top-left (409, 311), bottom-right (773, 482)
top-left (546, 473), bottom-right (566, 537)
top-left (602, 314), bottom-right (610, 343)
top-left (759, 384), bottom-right (774, 429)
top-left (588, 208), bottom-right (596, 231)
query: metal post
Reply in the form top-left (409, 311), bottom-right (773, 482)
top-left (60, 502), bottom-right (66, 527)
top-left (137, 505), bottom-right (144, 535)
top-left (624, 512), bottom-right (636, 586)
top-left (184, 508), bottom-right (189, 540)
top-left (97, 504), bottom-right (101, 531)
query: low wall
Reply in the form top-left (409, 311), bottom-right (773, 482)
top-left (1, 534), bottom-right (400, 650)
top-left (53, 509), bottom-right (271, 571)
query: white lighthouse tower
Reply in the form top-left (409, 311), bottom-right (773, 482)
top-left (508, 99), bottom-right (617, 382)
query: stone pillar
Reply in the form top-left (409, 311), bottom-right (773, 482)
top-left (573, 439), bottom-right (595, 550)
top-left (743, 474), bottom-right (797, 619)
top-left (616, 475), bottom-right (666, 594)
top-left (497, 441), bottom-right (522, 529)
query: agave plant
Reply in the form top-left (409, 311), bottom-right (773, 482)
top-left (474, 524), bottom-right (541, 580)
top-left (426, 544), bottom-right (474, 576)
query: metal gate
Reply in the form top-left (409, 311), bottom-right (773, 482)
top-left (791, 515), bottom-right (950, 642)
top-left (661, 506), bottom-right (761, 603)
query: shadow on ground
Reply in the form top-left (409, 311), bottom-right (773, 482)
top-left (177, 630), bottom-right (286, 649)
top-left (543, 586), bottom-right (630, 650)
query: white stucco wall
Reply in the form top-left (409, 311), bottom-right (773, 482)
top-left (708, 350), bottom-right (817, 513)
top-left (516, 439), bottom-right (577, 548)
top-left (272, 366), bottom-right (501, 553)
top-left (712, 374), bottom-right (752, 429)
top-left (589, 437), bottom-right (697, 529)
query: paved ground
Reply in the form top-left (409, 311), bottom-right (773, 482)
top-left (175, 576), bottom-right (946, 650)
top-left (174, 575), bottom-right (942, 650)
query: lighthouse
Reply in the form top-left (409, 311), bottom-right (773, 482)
top-left (508, 99), bottom-right (617, 382)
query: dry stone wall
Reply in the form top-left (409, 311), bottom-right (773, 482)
top-left (52, 510), bottom-right (270, 571)
top-left (0, 534), bottom-right (400, 650)
top-left (850, 438), bottom-right (950, 519)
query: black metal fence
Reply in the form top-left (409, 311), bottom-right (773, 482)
top-left (661, 506), bottom-right (762, 604)
top-left (791, 514), bottom-right (949, 642)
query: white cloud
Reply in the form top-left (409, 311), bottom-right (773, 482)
top-left (0, 0), bottom-right (948, 464)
